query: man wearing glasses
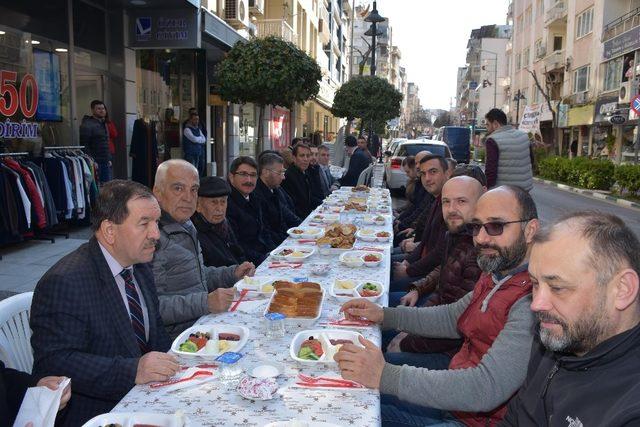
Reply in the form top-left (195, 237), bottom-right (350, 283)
top-left (254, 152), bottom-right (301, 245)
top-left (226, 156), bottom-right (277, 264)
top-left (335, 185), bottom-right (539, 426)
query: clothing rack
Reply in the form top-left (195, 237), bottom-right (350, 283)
top-left (43, 145), bottom-right (85, 151)
top-left (0, 152), bottom-right (30, 157)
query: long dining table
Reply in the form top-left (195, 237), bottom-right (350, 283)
top-left (112, 186), bottom-right (393, 426)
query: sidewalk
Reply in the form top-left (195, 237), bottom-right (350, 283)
top-left (0, 228), bottom-right (91, 298)
top-left (533, 177), bottom-right (640, 210)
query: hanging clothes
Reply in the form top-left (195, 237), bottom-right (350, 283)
top-left (130, 118), bottom-right (159, 188)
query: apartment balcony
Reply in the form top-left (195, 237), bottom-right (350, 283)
top-left (256, 19), bottom-right (296, 44)
top-left (545, 1), bottom-right (567, 26)
top-left (544, 49), bottom-right (565, 72)
top-left (603, 7), bottom-right (640, 43)
top-left (319, 6), bottom-right (331, 44)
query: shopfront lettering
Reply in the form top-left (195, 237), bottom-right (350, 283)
top-left (0, 119), bottom-right (39, 138)
top-left (158, 17), bottom-right (187, 29)
top-left (603, 26), bottom-right (640, 60)
top-left (156, 30), bottom-right (189, 41)
top-left (129, 10), bottom-right (198, 49)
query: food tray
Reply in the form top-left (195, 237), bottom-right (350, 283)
top-left (82, 412), bottom-right (186, 427)
top-left (264, 281), bottom-right (325, 325)
top-left (234, 277), bottom-right (276, 294)
top-left (330, 280), bottom-right (384, 302)
top-left (290, 329), bottom-right (364, 364)
top-left (171, 324), bottom-right (250, 357)
top-left (270, 246), bottom-right (317, 261)
top-left (287, 227), bottom-right (325, 240)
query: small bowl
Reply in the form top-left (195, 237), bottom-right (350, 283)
top-left (375, 232), bottom-right (391, 242)
top-left (237, 376), bottom-right (279, 400)
top-left (249, 361), bottom-right (284, 378)
top-left (341, 256), bottom-right (364, 268)
top-left (362, 253), bottom-right (382, 267)
top-left (309, 262), bottom-right (330, 276)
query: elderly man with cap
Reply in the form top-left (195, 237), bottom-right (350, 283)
top-left (191, 176), bottom-right (247, 268)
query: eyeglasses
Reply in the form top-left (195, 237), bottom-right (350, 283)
top-left (233, 171), bottom-right (258, 179)
top-left (265, 168), bottom-right (286, 176)
top-left (467, 219), bottom-right (531, 236)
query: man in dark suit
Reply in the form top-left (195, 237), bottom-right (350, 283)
top-left (227, 156), bottom-right (276, 264)
top-left (254, 152), bottom-right (301, 245)
top-left (281, 143), bottom-right (320, 218)
top-left (30, 180), bottom-right (178, 426)
top-left (340, 136), bottom-right (373, 187)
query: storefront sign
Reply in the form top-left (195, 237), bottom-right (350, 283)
top-left (0, 70), bottom-right (40, 139)
top-left (567, 104), bottom-right (594, 127)
top-left (128, 9), bottom-right (200, 49)
top-left (609, 114), bottom-right (627, 125)
top-left (34, 50), bottom-right (62, 121)
top-left (604, 26), bottom-right (640, 60)
top-left (593, 95), bottom-right (621, 124)
top-left (519, 104), bottom-right (543, 134)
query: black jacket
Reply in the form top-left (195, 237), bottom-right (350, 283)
top-left (1, 361), bottom-right (36, 426)
top-left (340, 148), bottom-right (372, 187)
top-left (307, 164), bottom-right (329, 201)
top-left (281, 164), bottom-right (318, 219)
top-left (501, 324), bottom-right (640, 426)
top-left (226, 186), bottom-right (275, 265)
top-left (79, 115), bottom-right (110, 163)
top-left (191, 212), bottom-right (246, 267)
top-left (253, 179), bottom-right (301, 245)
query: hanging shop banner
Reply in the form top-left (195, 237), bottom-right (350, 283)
top-left (519, 104), bottom-right (543, 134)
top-left (33, 50), bottom-right (62, 121)
top-left (270, 107), bottom-right (290, 150)
top-left (128, 9), bottom-right (200, 49)
top-left (593, 95), bottom-right (621, 124)
top-left (0, 70), bottom-right (40, 139)
top-left (603, 26), bottom-right (640, 60)
top-left (567, 104), bottom-right (595, 127)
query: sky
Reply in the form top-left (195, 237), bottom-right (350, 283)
top-left (369, 0), bottom-right (512, 110)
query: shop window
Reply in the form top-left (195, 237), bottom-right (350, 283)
top-left (621, 53), bottom-right (636, 83)
top-left (573, 65), bottom-right (589, 93)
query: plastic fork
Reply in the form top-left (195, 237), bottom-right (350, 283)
top-left (150, 370), bottom-right (213, 388)
top-left (297, 374), bottom-right (364, 388)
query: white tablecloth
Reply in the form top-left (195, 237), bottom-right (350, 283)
top-left (113, 189), bottom-right (393, 427)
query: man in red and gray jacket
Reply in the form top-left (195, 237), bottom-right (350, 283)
top-left (335, 185), bottom-right (540, 426)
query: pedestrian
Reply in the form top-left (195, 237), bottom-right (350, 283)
top-left (105, 107), bottom-right (118, 159)
top-left (484, 108), bottom-right (534, 192)
top-left (339, 137), bottom-right (372, 187)
top-left (182, 111), bottom-right (206, 176)
top-left (80, 100), bottom-right (111, 183)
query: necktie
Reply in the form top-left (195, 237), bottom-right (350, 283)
top-left (119, 268), bottom-right (149, 353)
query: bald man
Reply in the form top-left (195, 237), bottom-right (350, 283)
top-left (151, 160), bottom-right (255, 338)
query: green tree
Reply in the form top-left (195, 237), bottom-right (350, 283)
top-left (331, 75), bottom-right (403, 138)
top-left (216, 36), bottom-right (322, 151)
top-left (433, 111), bottom-right (452, 128)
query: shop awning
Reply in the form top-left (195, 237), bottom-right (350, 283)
top-left (567, 104), bottom-right (595, 126)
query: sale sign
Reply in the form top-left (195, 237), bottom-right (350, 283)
top-left (0, 69), bottom-right (40, 139)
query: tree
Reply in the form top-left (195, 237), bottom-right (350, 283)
top-left (526, 67), bottom-right (558, 152)
top-left (433, 111), bottom-right (452, 128)
top-left (216, 36), bottom-right (322, 151)
top-left (331, 75), bottom-right (403, 138)
top-left (353, 37), bottom-right (374, 76)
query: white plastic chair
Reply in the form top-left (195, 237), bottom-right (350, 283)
top-left (0, 292), bottom-right (34, 373)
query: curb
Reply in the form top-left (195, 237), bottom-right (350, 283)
top-left (533, 178), bottom-right (640, 210)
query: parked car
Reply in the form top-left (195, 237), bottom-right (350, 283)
top-left (384, 139), bottom-right (452, 191)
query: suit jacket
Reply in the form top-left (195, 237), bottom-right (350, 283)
top-left (281, 164), bottom-right (317, 219)
top-left (30, 237), bottom-right (171, 426)
top-left (226, 186), bottom-right (276, 265)
top-left (0, 360), bottom-right (36, 426)
top-left (253, 179), bottom-right (301, 245)
top-left (307, 164), bottom-right (329, 201)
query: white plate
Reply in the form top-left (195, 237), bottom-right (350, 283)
top-left (171, 324), bottom-right (250, 357)
top-left (330, 280), bottom-right (384, 302)
top-left (235, 277), bottom-right (276, 294)
top-left (290, 329), bottom-right (364, 364)
top-left (287, 227), bottom-right (325, 240)
top-left (270, 246), bottom-right (316, 261)
top-left (82, 412), bottom-right (186, 427)
top-left (264, 286), bottom-right (325, 325)
top-left (338, 250), bottom-right (366, 267)
top-left (355, 229), bottom-right (377, 242)
top-left (355, 281), bottom-right (384, 301)
top-left (374, 231), bottom-right (392, 242)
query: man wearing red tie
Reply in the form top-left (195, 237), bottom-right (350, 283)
top-left (30, 180), bottom-right (178, 426)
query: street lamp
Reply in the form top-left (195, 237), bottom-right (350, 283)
top-left (364, 1), bottom-right (385, 162)
top-left (513, 90), bottom-right (526, 126)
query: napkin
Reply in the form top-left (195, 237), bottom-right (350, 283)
top-left (149, 367), bottom-right (215, 393)
top-left (13, 377), bottom-right (71, 427)
top-left (232, 299), bottom-right (269, 314)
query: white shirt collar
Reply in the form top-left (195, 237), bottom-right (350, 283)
top-left (97, 241), bottom-right (130, 278)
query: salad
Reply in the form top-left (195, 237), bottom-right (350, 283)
top-left (359, 282), bottom-right (381, 297)
top-left (363, 254), bottom-right (381, 262)
top-left (297, 336), bottom-right (324, 360)
top-left (179, 332), bottom-right (210, 352)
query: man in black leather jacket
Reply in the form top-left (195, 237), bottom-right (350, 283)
top-left (501, 212), bottom-right (640, 426)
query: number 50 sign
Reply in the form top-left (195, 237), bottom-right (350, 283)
top-left (0, 70), bottom-right (39, 118)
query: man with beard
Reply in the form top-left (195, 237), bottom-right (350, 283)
top-left (281, 143), bottom-right (319, 218)
top-left (226, 156), bottom-right (277, 264)
top-left (335, 185), bottom-right (539, 426)
top-left (501, 212), bottom-right (640, 426)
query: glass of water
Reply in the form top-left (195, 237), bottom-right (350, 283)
top-left (264, 312), bottom-right (286, 339)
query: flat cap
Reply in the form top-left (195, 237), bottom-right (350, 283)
top-left (198, 176), bottom-right (231, 198)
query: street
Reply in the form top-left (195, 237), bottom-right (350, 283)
top-left (531, 182), bottom-right (640, 237)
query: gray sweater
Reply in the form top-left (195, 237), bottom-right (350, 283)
top-left (380, 292), bottom-right (534, 412)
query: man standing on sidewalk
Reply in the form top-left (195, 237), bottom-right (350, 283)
top-left (80, 100), bottom-right (111, 183)
top-left (484, 108), bottom-right (534, 192)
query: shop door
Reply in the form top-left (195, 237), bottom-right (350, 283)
top-left (76, 75), bottom-right (104, 118)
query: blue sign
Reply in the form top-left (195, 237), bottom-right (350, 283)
top-left (469, 81), bottom-right (478, 90)
top-left (33, 50), bottom-right (62, 122)
top-left (632, 95), bottom-right (640, 115)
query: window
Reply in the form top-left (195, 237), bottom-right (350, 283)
top-left (603, 58), bottom-right (623, 92)
top-left (553, 36), bottom-right (563, 51)
top-left (534, 39), bottom-right (544, 59)
top-left (573, 65), bottom-right (590, 93)
top-left (576, 8), bottom-right (593, 38)
top-left (523, 47), bottom-right (530, 66)
top-left (516, 53), bottom-right (521, 70)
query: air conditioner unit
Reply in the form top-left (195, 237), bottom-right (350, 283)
top-left (225, 0), bottom-right (249, 28)
top-left (248, 0), bottom-right (264, 16)
top-left (574, 91), bottom-right (588, 104)
top-left (619, 80), bottom-right (633, 103)
top-left (247, 22), bottom-right (257, 38)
